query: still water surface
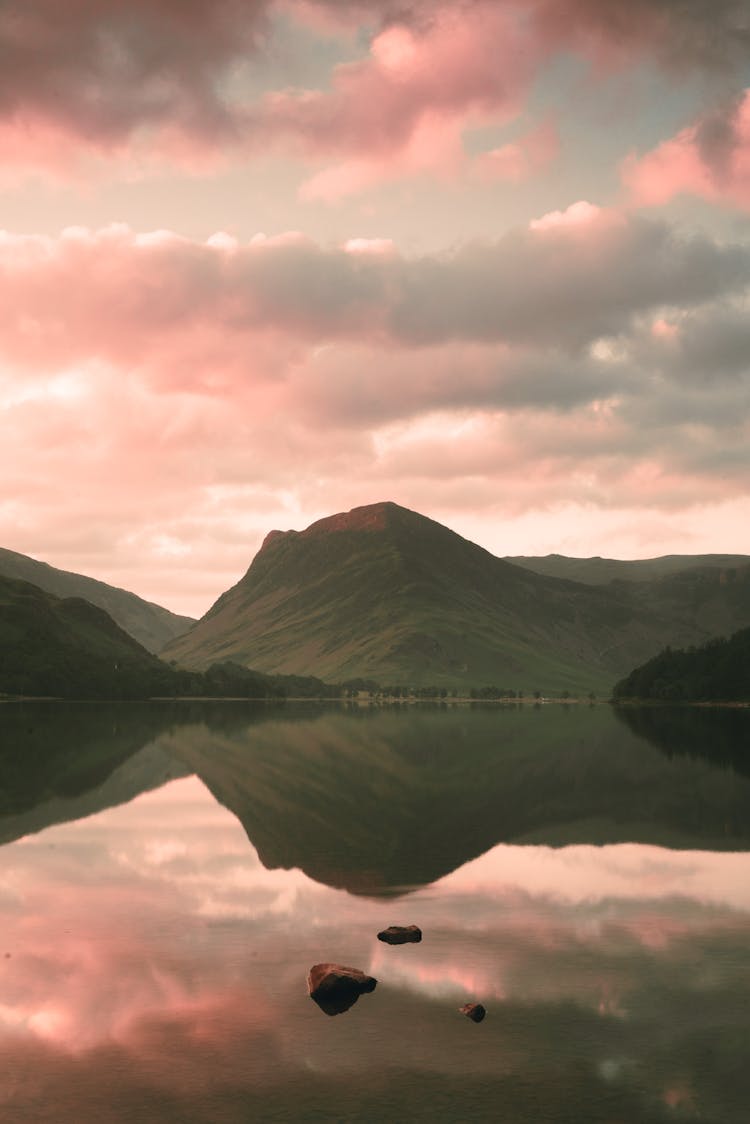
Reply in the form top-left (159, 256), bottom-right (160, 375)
top-left (0, 702), bottom-right (748, 1122)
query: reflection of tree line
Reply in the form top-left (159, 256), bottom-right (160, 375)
top-left (614, 704), bottom-right (750, 778)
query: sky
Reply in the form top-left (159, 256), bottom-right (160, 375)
top-left (2, 0), bottom-right (750, 617)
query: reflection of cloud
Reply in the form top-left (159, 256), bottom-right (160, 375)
top-left (437, 841), bottom-right (750, 913)
top-left (0, 777), bottom-right (748, 1121)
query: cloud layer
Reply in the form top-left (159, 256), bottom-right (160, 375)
top-left (1, 204), bottom-right (750, 610)
top-left (3, 0), bottom-right (749, 187)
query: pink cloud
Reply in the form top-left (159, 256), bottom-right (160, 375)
top-left (623, 89), bottom-right (750, 210)
top-left (1, 215), bottom-right (750, 613)
top-left (259, 5), bottom-right (544, 198)
top-left (473, 119), bottom-right (559, 184)
top-left (1, 0), bottom-right (745, 189)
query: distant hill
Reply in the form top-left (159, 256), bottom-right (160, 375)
top-left (0, 574), bottom-right (192, 699)
top-left (0, 546), bottom-right (194, 652)
top-left (0, 575), bottom-right (288, 700)
top-left (613, 626), bottom-right (750, 702)
top-left (162, 501), bottom-right (750, 694)
top-left (504, 553), bottom-right (750, 585)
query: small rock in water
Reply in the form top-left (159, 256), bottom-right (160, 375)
top-left (377, 924), bottom-right (422, 945)
top-left (308, 963), bottom-right (377, 1016)
top-left (459, 1002), bottom-right (486, 1023)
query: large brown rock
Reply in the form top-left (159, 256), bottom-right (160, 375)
top-left (377, 924), bottom-right (422, 945)
top-left (307, 963), bottom-right (377, 1016)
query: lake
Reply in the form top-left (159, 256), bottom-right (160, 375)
top-left (0, 701), bottom-right (748, 1122)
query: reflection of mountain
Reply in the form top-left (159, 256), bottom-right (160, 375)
top-left (162, 704), bottom-right (750, 895)
top-left (0, 702), bottom-right (190, 843)
top-left (3, 702), bottom-right (750, 894)
top-left (0, 700), bottom-right (297, 847)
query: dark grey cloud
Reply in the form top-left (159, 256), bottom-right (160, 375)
top-left (384, 218), bottom-right (750, 349)
top-left (533, 0), bottom-right (750, 72)
top-left (3, 214), bottom-right (749, 369)
top-left (694, 95), bottom-right (746, 178)
top-left (0, 0), bottom-right (270, 142)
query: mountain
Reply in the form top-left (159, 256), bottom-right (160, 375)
top-left (161, 501), bottom-right (750, 694)
top-left (0, 574), bottom-right (190, 699)
top-left (0, 573), bottom-right (327, 700)
top-left (504, 552), bottom-right (750, 585)
top-left (0, 546), bottom-right (194, 652)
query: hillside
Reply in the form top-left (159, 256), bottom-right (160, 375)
top-left (505, 552), bottom-right (750, 585)
top-left (613, 626), bottom-right (750, 702)
top-left (0, 575), bottom-right (190, 699)
top-left (163, 502), bottom-right (750, 694)
top-left (0, 546), bottom-right (194, 652)
top-left (0, 575), bottom-right (286, 700)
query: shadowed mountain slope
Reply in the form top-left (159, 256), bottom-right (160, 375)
top-left (163, 502), bottom-right (750, 694)
top-left (0, 546), bottom-right (194, 652)
top-left (0, 575), bottom-right (190, 699)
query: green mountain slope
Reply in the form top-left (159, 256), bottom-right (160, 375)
top-left (0, 575), bottom-right (328, 700)
top-left (0, 575), bottom-right (189, 698)
top-left (0, 546), bottom-right (194, 652)
top-left (505, 552), bottom-right (750, 585)
top-left (163, 502), bottom-right (750, 694)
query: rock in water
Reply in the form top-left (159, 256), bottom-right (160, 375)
top-left (308, 963), bottom-right (377, 1016)
top-left (459, 1002), bottom-right (486, 1023)
top-left (377, 925), bottom-right (422, 945)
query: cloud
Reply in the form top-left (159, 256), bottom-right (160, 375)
top-left (252, 4), bottom-right (545, 197)
top-left (1, 210), bottom-right (747, 382)
top-left (2, 1), bottom-right (749, 186)
top-left (2, 211), bottom-right (750, 610)
top-left (623, 89), bottom-right (750, 209)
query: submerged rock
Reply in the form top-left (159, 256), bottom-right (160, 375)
top-left (377, 924), bottom-right (422, 945)
top-left (308, 963), bottom-right (377, 1016)
top-left (459, 1002), bottom-right (486, 1023)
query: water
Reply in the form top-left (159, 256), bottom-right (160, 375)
top-left (0, 701), bottom-right (748, 1122)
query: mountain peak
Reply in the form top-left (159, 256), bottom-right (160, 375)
top-left (301, 501), bottom-right (404, 538)
top-left (261, 502), bottom-right (409, 551)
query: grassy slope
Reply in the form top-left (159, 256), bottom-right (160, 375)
top-left (0, 546), bottom-right (195, 652)
top-left (164, 503), bottom-right (750, 694)
top-left (0, 575), bottom-right (183, 698)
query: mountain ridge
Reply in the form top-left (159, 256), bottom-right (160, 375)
top-left (506, 552), bottom-right (750, 585)
top-left (0, 546), bottom-right (194, 652)
top-left (164, 501), bottom-right (750, 693)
